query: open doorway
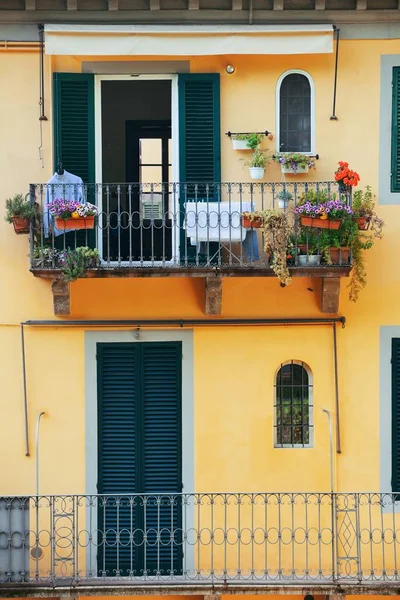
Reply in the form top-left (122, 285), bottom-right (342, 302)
top-left (98, 76), bottom-right (178, 263)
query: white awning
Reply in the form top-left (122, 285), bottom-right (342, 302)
top-left (44, 24), bottom-right (334, 56)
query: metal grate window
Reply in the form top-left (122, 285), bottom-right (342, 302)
top-left (274, 361), bottom-right (313, 448)
top-left (279, 73), bottom-right (311, 153)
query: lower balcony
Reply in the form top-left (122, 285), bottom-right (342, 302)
top-left (0, 493), bottom-right (399, 594)
top-left (29, 182), bottom-right (352, 315)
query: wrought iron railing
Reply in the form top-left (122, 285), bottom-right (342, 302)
top-left (29, 182), bottom-right (352, 271)
top-left (1, 493), bottom-right (400, 585)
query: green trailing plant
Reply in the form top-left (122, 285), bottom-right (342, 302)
top-left (60, 247), bottom-right (100, 282)
top-left (348, 233), bottom-right (373, 302)
top-left (243, 148), bottom-right (273, 169)
top-left (4, 194), bottom-right (36, 223)
top-left (252, 210), bottom-right (292, 285)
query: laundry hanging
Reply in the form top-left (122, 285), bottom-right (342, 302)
top-left (44, 170), bottom-right (85, 237)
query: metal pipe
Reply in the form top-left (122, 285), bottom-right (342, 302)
top-left (35, 412), bottom-right (45, 497)
top-left (333, 322), bottom-right (342, 453)
top-left (21, 324), bottom-right (30, 457)
top-left (322, 409), bottom-right (334, 493)
top-left (38, 24), bottom-right (47, 122)
top-left (330, 27), bottom-right (340, 120)
top-left (21, 317), bottom-right (346, 327)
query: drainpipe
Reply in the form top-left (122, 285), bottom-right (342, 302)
top-left (36, 411), bottom-right (46, 497)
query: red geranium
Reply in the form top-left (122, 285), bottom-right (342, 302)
top-left (334, 161), bottom-right (360, 187)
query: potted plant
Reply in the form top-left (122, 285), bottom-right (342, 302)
top-left (231, 132), bottom-right (265, 151)
top-left (5, 193), bottom-right (36, 234)
top-left (297, 241), bottom-right (321, 267)
top-left (47, 199), bottom-right (98, 230)
top-left (244, 149), bottom-right (273, 180)
top-left (241, 211), bottom-right (263, 228)
top-left (334, 161), bottom-right (360, 194)
top-left (295, 195), bottom-right (353, 230)
top-left (277, 190), bottom-right (293, 210)
top-left (274, 153), bottom-right (316, 175)
top-left (351, 185), bottom-right (383, 231)
top-left (60, 247), bottom-right (100, 282)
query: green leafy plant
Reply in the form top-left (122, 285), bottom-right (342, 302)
top-left (243, 149), bottom-right (273, 169)
top-left (4, 194), bottom-right (36, 223)
top-left (352, 185), bottom-right (384, 238)
top-left (233, 133), bottom-right (265, 149)
top-left (60, 247), bottom-right (100, 282)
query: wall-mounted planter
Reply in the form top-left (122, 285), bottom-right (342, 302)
top-left (242, 215), bottom-right (263, 229)
top-left (249, 167), bottom-right (265, 180)
top-left (11, 216), bottom-right (30, 234)
top-left (300, 216), bottom-right (341, 230)
top-left (55, 216), bottom-right (95, 230)
top-left (281, 165), bottom-right (309, 175)
top-left (232, 139), bottom-right (251, 150)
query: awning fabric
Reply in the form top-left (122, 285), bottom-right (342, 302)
top-left (44, 24), bottom-right (334, 56)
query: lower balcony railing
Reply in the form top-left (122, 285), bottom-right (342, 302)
top-left (29, 182), bottom-right (352, 274)
top-left (1, 493), bottom-right (400, 586)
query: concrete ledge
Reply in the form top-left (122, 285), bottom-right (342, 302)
top-left (1, 582), bottom-right (400, 597)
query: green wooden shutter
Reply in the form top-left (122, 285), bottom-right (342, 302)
top-left (97, 342), bottom-right (182, 576)
top-left (53, 73), bottom-right (95, 248)
top-left (53, 73), bottom-right (95, 182)
top-left (178, 73), bottom-right (221, 186)
top-left (392, 339), bottom-right (400, 492)
top-left (141, 343), bottom-right (183, 575)
top-left (178, 74), bottom-right (221, 261)
top-left (391, 67), bottom-right (400, 193)
top-left (97, 343), bottom-right (139, 575)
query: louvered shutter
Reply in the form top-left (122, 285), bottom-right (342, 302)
top-left (141, 343), bottom-right (182, 575)
top-left (392, 339), bottom-right (400, 493)
top-left (178, 73), bottom-right (221, 185)
top-left (97, 343), bottom-right (139, 575)
top-left (391, 68), bottom-right (400, 193)
top-left (53, 73), bottom-right (95, 183)
top-left (53, 73), bottom-right (95, 248)
top-left (97, 342), bottom-right (182, 576)
top-left (178, 74), bottom-right (221, 261)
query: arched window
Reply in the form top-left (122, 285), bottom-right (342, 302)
top-left (276, 71), bottom-right (314, 154)
top-left (274, 361), bottom-right (313, 448)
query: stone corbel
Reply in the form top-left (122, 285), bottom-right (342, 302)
top-left (321, 277), bottom-right (341, 314)
top-left (205, 277), bottom-right (222, 315)
top-left (52, 280), bottom-right (70, 316)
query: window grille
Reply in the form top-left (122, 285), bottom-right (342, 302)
top-left (274, 360), bottom-right (313, 448)
top-left (279, 73), bottom-right (312, 153)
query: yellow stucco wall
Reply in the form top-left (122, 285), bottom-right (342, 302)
top-left (0, 39), bottom-right (399, 502)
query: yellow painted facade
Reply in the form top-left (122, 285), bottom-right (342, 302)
top-left (1, 27), bottom-right (400, 595)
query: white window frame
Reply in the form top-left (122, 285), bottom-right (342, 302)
top-left (94, 73), bottom-right (180, 266)
top-left (275, 69), bottom-right (315, 156)
top-left (274, 359), bottom-right (314, 449)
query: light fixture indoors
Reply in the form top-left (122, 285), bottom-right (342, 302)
top-left (226, 64), bottom-right (235, 74)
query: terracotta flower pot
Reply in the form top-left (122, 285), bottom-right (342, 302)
top-left (55, 216), bottom-right (95, 230)
top-left (355, 216), bottom-right (370, 231)
top-left (329, 247), bottom-right (350, 264)
top-left (300, 216), bottom-right (341, 230)
top-left (11, 216), bottom-right (30, 234)
top-left (242, 216), bottom-right (263, 229)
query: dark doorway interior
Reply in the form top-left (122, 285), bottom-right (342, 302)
top-left (101, 80), bottom-right (172, 262)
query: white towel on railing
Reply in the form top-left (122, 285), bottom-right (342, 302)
top-left (184, 201), bottom-right (251, 244)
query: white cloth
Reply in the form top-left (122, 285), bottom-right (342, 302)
top-left (44, 170), bottom-right (85, 237)
top-left (184, 201), bottom-right (251, 244)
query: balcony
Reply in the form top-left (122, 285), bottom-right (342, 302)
top-left (1, 493), bottom-right (400, 594)
top-left (29, 182), bottom-right (352, 316)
